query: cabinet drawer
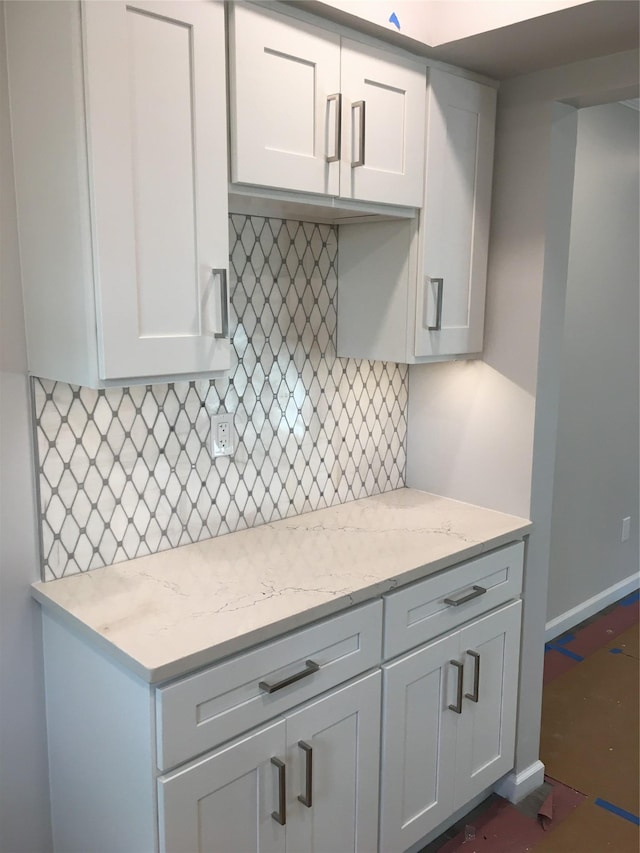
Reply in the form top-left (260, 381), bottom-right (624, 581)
top-left (156, 600), bottom-right (382, 770)
top-left (383, 542), bottom-right (524, 659)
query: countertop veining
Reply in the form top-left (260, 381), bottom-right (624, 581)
top-left (32, 488), bottom-right (531, 683)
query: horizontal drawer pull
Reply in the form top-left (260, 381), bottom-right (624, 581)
top-left (444, 585), bottom-right (486, 607)
top-left (156, 601), bottom-right (382, 770)
top-left (383, 543), bottom-right (524, 660)
top-left (259, 660), bottom-right (320, 694)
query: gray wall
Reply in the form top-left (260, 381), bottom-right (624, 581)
top-left (547, 102), bottom-right (640, 624)
top-left (0, 4), bottom-right (53, 849)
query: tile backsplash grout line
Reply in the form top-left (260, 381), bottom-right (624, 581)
top-left (34, 215), bottom-right (408, 580)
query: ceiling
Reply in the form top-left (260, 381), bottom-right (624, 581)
top-left (428, 0), bottom-right (640, 79)
top-left (300, 0), bottom-right (640, 80)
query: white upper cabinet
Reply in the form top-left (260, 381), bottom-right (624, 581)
top-left (337, 69), bottom-right (497, 363)
top-left (228, 3), bottom-right (426, 208)
top-left (414, 69), bottom-right (497, 358)
top-left (228, 5), bottom-right (341, 197)
top-left (85, 1), bottom-right (230, 380)
top-left (338, 39), bottom-right (427, 207)
top-left (7, 0), bottom-right (230, 387)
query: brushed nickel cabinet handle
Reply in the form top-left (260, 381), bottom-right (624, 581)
top-left (448, 660), bottom-right (464, 714)
top-left (271, 757), bottom-right (286, 825)
top-left (427, 277), bottom-right (444, 331)
top-left (326, 93), bottom-right (342, 163)
top-left (465, 650), bottom-right (480, 703)
top-left (444, 585), bottom-right (486, 607)
top-left (259, 660), bottom-right (320, 694)
top-left (212, 268), bottom-right (228, 339)
top-left (351, 100), bottom-right (366, 167)
top-left (297, 741), bottom-right (313, 808)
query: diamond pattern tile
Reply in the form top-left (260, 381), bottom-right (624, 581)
top-left (34, 215), bottom-right (408, 580)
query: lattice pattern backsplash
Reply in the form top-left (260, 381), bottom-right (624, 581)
top-left (33, 215), bottom-right (408, 580)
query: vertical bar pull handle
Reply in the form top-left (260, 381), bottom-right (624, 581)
top-left (351, 100), bottom-right (366, 167)
top-left (271, 757), bottom-right (286, 825)
top-left (326, 93), bottom-right (342, 163)
top-left (465, 651), bottom-right (480, 703)
top-left (448, 660), bottom-right (464, 714)
top-left (298, 741), bottom-right (313, 808)
top-left (427, 277), bottom-right (444, 331)
top-left (212, 268), bottom-right (228, 339)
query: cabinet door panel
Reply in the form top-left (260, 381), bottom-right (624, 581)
top-left (454, 601), bottom-right (522, 808)
top-left (229, 4), bottom-right (340, 195)
top-left (285, 672), bottom-right (381, 853)
top-left (380, 633), bottom-right (458, 853)
top-left (339, 40), bottom-right (426, 207)
top-left (84, 0), bottom-right (229, 379)
top-left (158, 719), bottom-right (285, 853)
top-left (415, 70), bottom-right (496, 358)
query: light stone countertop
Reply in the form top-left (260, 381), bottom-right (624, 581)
top-left (32, 488), bottom-right (531, 683)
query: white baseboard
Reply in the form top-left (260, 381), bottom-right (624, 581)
top-left (494, 760), bottom-right (546, 804)
top-left (545, 572), bottom-right (640, 642)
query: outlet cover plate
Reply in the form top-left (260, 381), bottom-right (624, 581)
top-left (622, 516), bottom-right (631, 542)
top-left (210, 413), bottom-right (235, 458)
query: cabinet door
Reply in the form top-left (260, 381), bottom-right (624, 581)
top-left (414, 70), bottom-right (496, 358)
top-left (229, 3), bottom-right (341, 196)
top-left (83, 1), bottom-right (230, 380)
top-left (285, 672), bottom-right (381, 853)
top-left (454, 601), bottom-right (522, 809)
top-left (339, 40), bottom-right (426, 207)
top-left (158, 719), bottom-right (286, 853)
top-left (380, 633), bottom-right (458, 853)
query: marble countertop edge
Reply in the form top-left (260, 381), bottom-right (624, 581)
top-left (31, 500), bottom-right (531, 685)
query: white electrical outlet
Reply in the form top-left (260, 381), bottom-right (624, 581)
top-left (210, 413), bottom-right (235, 458)
top-left (621, 516), bottom-right (631, 542)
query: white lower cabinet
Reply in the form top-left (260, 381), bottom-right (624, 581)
top-left (39, 543), bottom-right (526, 853)
top-left (286, 672), bottom-right (381, 853)
top-left (158, 719), bottom-right (286, 853)
top-left (453, 603), bottom-right (521, 808)
top-left (379, 601), bottom-right (522, 853)
top-left (158, 671), bottom-right (381, 853)
top-left (381, 630), bottom-right (459, 850)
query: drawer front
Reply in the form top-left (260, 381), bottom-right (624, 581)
top-left (383, 542), bottom-right (524, 660)
top-left (156, 600), bottom-right (382, 770)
